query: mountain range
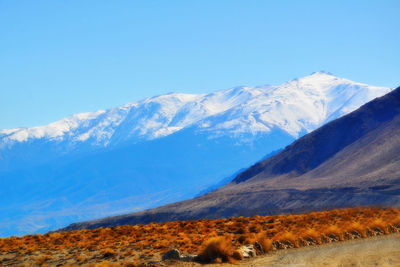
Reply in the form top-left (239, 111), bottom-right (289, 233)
top-left (62, 86), bottom-right (400, 231)
top-left (0, 72), bottom-right (392, 236)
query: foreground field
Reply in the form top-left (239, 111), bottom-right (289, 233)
top-left (245, 233), bottom-right (400, 267)
top-left (176, 233), bottom-right (400, 267)
top-left (0, 207), bottom-right (399, 266)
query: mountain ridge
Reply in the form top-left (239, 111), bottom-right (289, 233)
top-left (0, 72), bottom-right (390, 150)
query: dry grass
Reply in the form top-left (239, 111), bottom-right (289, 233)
top-left (0, 207), bottom-right (399, 266)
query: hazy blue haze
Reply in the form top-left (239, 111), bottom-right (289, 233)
top-left (0, 0), bottom-right (399, 128)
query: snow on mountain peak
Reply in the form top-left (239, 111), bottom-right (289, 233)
top-left (0, 73), bottom-right (392, 149)
top-left (0, 110), bottom-right (107, 144)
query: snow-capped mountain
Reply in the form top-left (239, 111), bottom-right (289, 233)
top-left (0, 72), bottom-right (392, 237)
top-left (0, 72), bottom-right (390, 149)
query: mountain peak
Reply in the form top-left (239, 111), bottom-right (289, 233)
top-left (300, 71), bottom-right (340, 82)
top-left (286, 71), bottom-right (341, 89)
top-left (310, 70), bottom-right (334, 76)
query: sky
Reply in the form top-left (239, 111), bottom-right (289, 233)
top-left (0, 0), bottom-right (399, 129)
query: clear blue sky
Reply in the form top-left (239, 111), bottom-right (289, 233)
top-left (1, 0), bottom-right (399, 129)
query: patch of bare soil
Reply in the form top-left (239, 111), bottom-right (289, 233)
top-left (241, 233), bottom-right (400, 267)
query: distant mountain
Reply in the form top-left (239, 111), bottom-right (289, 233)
top-left (61, 86), bottom-right (400, 231)
top-left (0, 72), bottom-right (391, 236)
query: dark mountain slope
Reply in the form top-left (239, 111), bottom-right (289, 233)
top-left (61, 87), bottom-right (400, 231)
top-left (234, 87), bottom-right (400, 183)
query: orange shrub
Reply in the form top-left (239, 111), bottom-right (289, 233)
top-left (196, 236), bottom-right (241, 263)
top-left (35, 254), bottom-right (51, 265)
top-left (100, 248), bottom-right (116, 259)
top-left (346, 221), bottom-right (368, 238)
top-left (299, 228), bottom-right (323, 244)
top-left (255, 232), bottom-right (273, 253)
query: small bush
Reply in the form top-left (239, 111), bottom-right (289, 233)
top-left (347, 222), bottom-right (368, 238)
top-left (35, 254), bottom-right (51, 265)
top-left (256, 232), bottom-right (273, 253)
top-left (196, 236), bottom-right (239, 263)
top-left (100, 248), bottom-right (116, 258)
top-left (321, 225), bottom-right (344, 241)
top-left (273, 231), bottom-right (299, 247)
top-left (300, 228), bottom-right (322, 244)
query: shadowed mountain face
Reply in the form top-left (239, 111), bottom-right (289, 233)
top-left (234, 85), bottom-right (400, 185)
top-left (62, 87), bottom-right (400, 231)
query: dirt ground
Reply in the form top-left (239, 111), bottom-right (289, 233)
top-left (173, 233), bottom-right (400, 267)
